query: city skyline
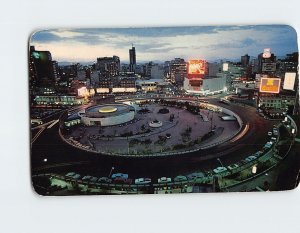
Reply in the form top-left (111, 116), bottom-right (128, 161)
top-left (30, 25), bottom-right (298, 63)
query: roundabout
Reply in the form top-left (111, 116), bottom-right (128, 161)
top-left (60, 97), bottom-right (243, 157)
top-left (31, 94), bottom-right (290, 194)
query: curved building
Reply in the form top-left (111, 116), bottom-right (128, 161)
top-left (81, 103), bottom-right (135, 126)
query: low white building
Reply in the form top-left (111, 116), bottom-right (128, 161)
top-left (184, 75), bottom-right (227, 95)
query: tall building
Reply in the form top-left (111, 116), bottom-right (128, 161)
top-left (29, 46), bottom-right (58, 93)
top-left (129, 46), bottom-right (136, 73)
top-left (241, 54), bottom-right (250, 67)
top-left (96, 56), bottom-right (120, 78)
top-left (257, 50), bottom-right (276, 74)
top-left (169, 58), bottom-right (187, 85)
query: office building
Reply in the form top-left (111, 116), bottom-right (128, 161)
top-left (169, 58), bottom-right (187, 85)
top-left (96, 56), bottom-right (120, 78)
top-left (241, 54), bottom-right (250, 67)
top-left (29, 46), bottom-right (58, 93)
top-left (129, 46), bottom-right (136, 73)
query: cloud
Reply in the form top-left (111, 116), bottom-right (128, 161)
top-left (30, 25), bottom-right (298, 62)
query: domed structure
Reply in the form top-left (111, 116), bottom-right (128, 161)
top-left (81, 103), bottom-right (135, 126)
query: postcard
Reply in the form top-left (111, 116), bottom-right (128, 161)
top-left (29, 25), bottom-right (299, 195)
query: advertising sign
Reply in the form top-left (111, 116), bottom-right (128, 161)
top-left (223, 63), bottom-right (229, 71)
top-left (188, 60), bottom-right (206, 75)
top-left (77, 86), bottom-right (88, 97)
top-left (283, 72), bottom-right (296, 90)
top-left (259, 77), bottom-right (281, 93)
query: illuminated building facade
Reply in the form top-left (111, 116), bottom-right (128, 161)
top-left (169, 58), bottom-right (187, 85)
top-left (29, 46), bottom-right (58, 94)
top-left (184, 75), bottom-right (227, 95)
top-left (96, 56), bottom-right (120, 78)
top-left (80, 103), bottom-right (135, 126)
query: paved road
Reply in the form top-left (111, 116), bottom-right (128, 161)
top-left (31, 97), bottom-right (275, 180)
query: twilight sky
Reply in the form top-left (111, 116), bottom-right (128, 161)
top-left (30, 25), bottom-right (298, 63)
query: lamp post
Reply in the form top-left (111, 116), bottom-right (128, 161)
top-left (217, 158), bottom-right (224, 167)
top-left (108, 166), bottom-right (115, 178)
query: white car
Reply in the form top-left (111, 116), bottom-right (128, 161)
top-left (135, 178), bottom-right (151, 185)
top-left (227, 164), bottom-right (239, 170)
top-left (158, 177), bottom-right (171, 183)
top-left (245, 155), bottom-right (257, 162)
top-left (213, 167), bottom-right (227, 174)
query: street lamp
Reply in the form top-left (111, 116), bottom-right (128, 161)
top-left (217, 158), bottom-right (224, 167)
top-left (43, 158), bottom-right (47, 162)
top-left (108, 166), bottom-right (115, 178)
top-left (291, 128), bottom-right (295, 134)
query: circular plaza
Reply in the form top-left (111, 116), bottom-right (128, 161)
top-left (60, 98), bottom-right (243, 157)
top-left (80, 103), bottom-right (135, 126)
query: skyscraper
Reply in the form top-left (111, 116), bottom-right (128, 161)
top-left (29, 46), bottom-right (58, 93)
top-left (96, 56), bottom-right (120, 78)
top-left (129, 45), bottom-right (136, 73)
top-left (241, 54), bottom-right (250, 67)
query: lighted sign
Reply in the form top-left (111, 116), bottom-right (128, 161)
top-left (89, 89), bottom-right (95, 95)
top-left (223, 63), bottom-right (229, 71)
top-left (77, 86), bottom-right (88, 97)
top-left (188, 60), bottom-right (206, 75)
top-left (259, 77), bottom-right (281, 93)
top-left (96, 88), bottom-right (109, 93)
top-left (32, 51), bottom-right (40, 59)
top-left (283, 72), bottom-right (296, 90)
top-left (263, 48), bottom-right (271, 58)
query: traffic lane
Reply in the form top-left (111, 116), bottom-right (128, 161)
top-left (31, 101), bottom-right (276, 178)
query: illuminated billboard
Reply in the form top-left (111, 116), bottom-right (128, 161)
top-left (283, 72), bottom-right (296, 90)
top-left (223, 63), bottom-right (229, 71)
top-left (188, 60), bottom-right (206, 75)
top-left (112, 87), bottom-right (137, 93)
top-left (259, 77), bottom-right (281, 93)
top-left (96, 88), bottom-right (109, 93)
top-left (77, 86), bottom-right (88, 97)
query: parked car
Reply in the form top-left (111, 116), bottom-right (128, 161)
top-left (245, 155), bottom-right (257, 162)
top-left (82, 175), bottom-right (92, 181)
top-left (227, 164), bottom-right (239, 170)
top-left (174, 175), bottom-right (188, 182)
top-left (72, 174), bottom-right (81, 180)
top-left (65, 172), bottom-right (76, 177)
top-left (158, 177), bottom-right (172, 183)
top-left (98, 177), bottom-right (112, 183)
top-left (187, 172), bottom-right (205, 180)
top-left (135, 178), bottom-right (152, 185)
top-left (114, 177), bottom-right (132, 185)
top-left (89, 176), bottom-right (98, 183)
top-left (111, 173), bottom-right (129, 180)
top-left (213, 167), bottom-right (227, 174)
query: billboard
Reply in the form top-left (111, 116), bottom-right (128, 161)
top-left (96, 88), bottom-right (109, 93)
top-left (259, 77), bottom-right (281, 93)
top-left (283, 72), bottom-right (296, 90)
top-left (188, 60), bottom-right (206, 75)
top-left (262, 62), bottom-right (276, 72)
top-left (112, 87), bottom-right (137, 93)
top-left (77, 86), bottom-right (88, 97)
top-left (223, 63), bottom-right (229, 71)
